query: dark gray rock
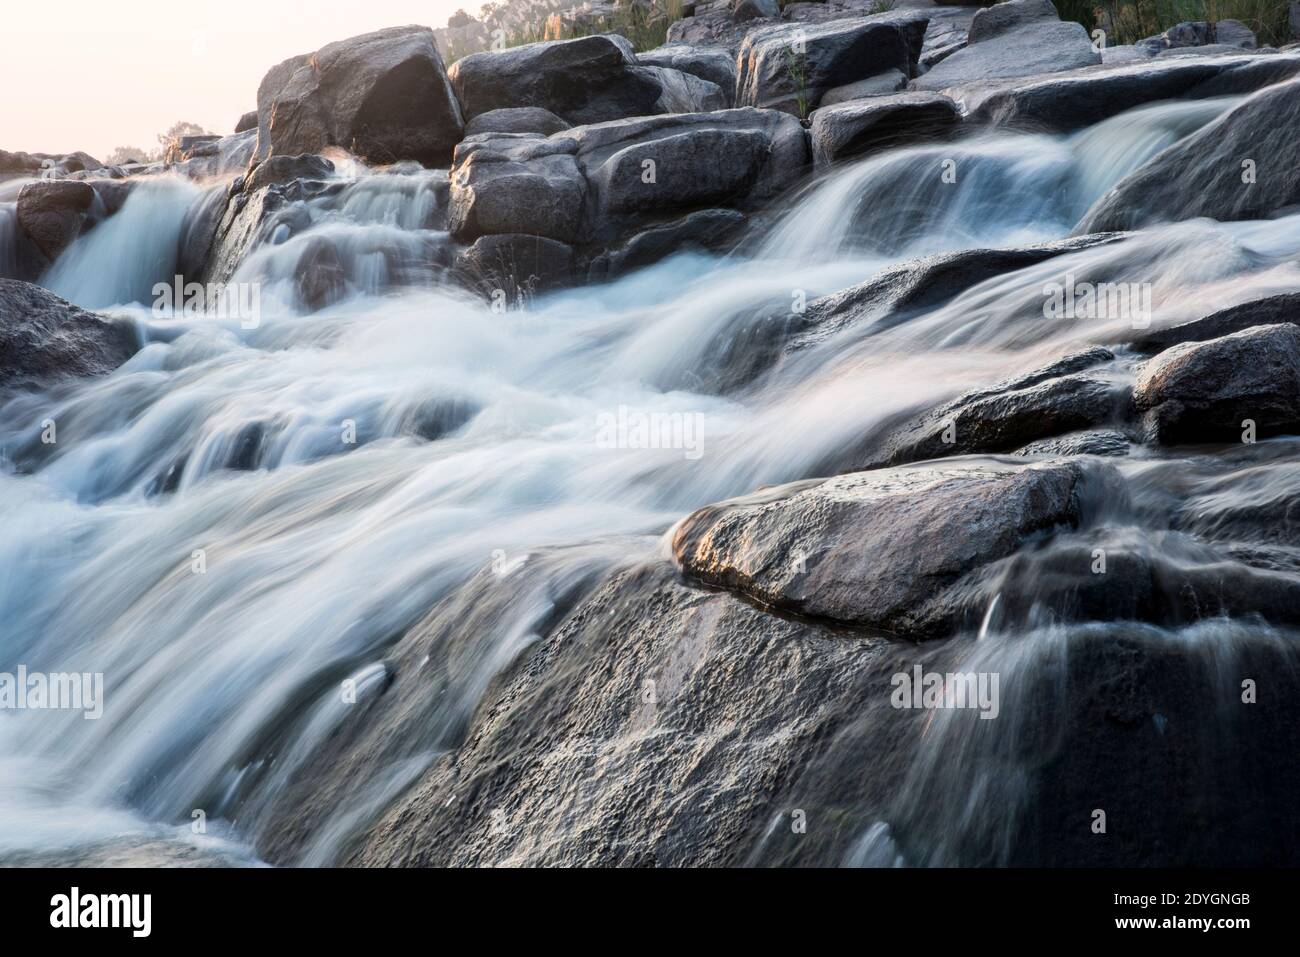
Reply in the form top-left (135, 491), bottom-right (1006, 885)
top-left (809, 91), bottom-right (961, 167)
top-left (1134, 323), bottom-right (1300, 445)
top-left (15, 181), bottom-right (95, 261)
top-left (245, 154), bottom-right (336, 193)
top-left (731, 0), bottom-right (779, 22)
top-left (912, 0), bottom-right (1100, 90)
top-left (449, 34), bottom-right (715, 126)
top-left (638, 44), bottom-right (737, 99)
top-left (966, 52), bottom-right (1300, 131)
top-left (235, 110), bottom-right (259, 134)
top-left (1130, 292), bottom-right (1300, 353)
top-left (672, 458), bottom-right (1104, 638)
top-left (0, 279), bottom-right (137, 388)
top-left (1077, 77), bottom-right (1300, 231)
top-left (736, 13), bottom-right (931, 115)
top-left (819, 69), bottom-right (910, 104)
top-left (455, 233), bottom-right (575, 298)
top-left (448, 133), bottom-right (586, 244)
top-left (870, 348), bottom-right (1130, 466)
top-left (1015, 429), bottom-right (1132, 457)
top-left (588, 208), bottom-right (746, 279)
top-left (254, 25), bottom-right (463, 166)
top-left (464, 107), bottom-right (571, 137)
top-left (171, 131), bottom-right (257, 180)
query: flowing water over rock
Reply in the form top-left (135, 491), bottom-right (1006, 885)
top-left (2, 94), bottom-right (1299, 865)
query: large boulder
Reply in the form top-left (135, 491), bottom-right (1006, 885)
top-left (448, 133), bottom-right (586, 244)
top-left (448, 108), bottom-right (807, 256)
top-left (0, 279), bottom-right (137, 388)
top-left (672, 458), bottom-right (1104, 638)
top-left (15, 181), bottom-right (96, 261)
top-left (1077, 77), bottom-right (1300, 232)
top-left (964, 52), bottom-right (1300, 132)
top-left (735, 13), bottom-right (931, 115)
top-left (638, 44), bottom-right (738, 99)
top-left (1133, 324), bottom-right (1300, 445)
top-left (254, 25), bottom-right (463, 167)
top-left (912, 0), bottom-right (1100, 91)
top-left (464, 107), bottom-right (571, 137)
top-left (448, 34), bottom-right (722, 126)
top-left (809, 91), bottom-right (961, 167)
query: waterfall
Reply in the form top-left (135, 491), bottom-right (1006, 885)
top-left (2, 93), bottom-right (1297, 865)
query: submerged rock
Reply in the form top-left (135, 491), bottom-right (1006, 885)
top-left (0, 279), bottom-right (137, 388)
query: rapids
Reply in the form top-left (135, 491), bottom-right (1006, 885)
top-left (2, 94), bottom-right (1298, 865)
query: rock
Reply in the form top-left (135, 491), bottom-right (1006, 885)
top-left (672, 458), bottom-right (1103, 638)
top-left (966, 51), bottom-right (1300, 131)
top-left (171, 131), bottom-right (257, 180)
top-left (254, 25), bottom-right (463, 167)
top-left (809, 91), bottom-right (961, 167)
top-left (448, 133), bottom-right (586, 244)
top-left (1077, 77), bottom-right (1300, 232)
top-left (464, 107), bottom-right (571, 137)
top-left (563, 108), bottom-right (809, 243)
top-left (638, 44), bottom-right (737, 99)
top-left (869, 348), bottom-right (1129, 466)
top-left (1293, 3), bottom-right (1300, 39)
top-left (245, 154), bottom-right (336, 193)
top-left (0, 279), bottom-right (137, 388)
top-left (588, 208), bottom-right (746, 279)
top-left (639, 65), bottom-right (728, 113)
top-left (1134, 324), bottom-right (1300, 445)
top-left (0, 149), bottom-right (43, 174)
top-left (912, 0), bottom-right (1100, 90)
top-left (819, 69), bottom-right (910, 105)
top-left (731, 0), bottom-right (779, 21)
top-left (1130, 292), bottom-right (1300, 353)
top-left (1015, 429), bottom-right (1132, 456)
top-left (455, 233), bottom-right (575, 298)
top-left (735, 13), bottom-right (931, 115)
top-left (235, 110), bottom-right (259, 134)
top-left (15, 180), bottom-right (95, 261)
top-left (966, 0), bottom-right (1059, 42)
top-left (449, 34), bottom-right (715, 125)
top-left (1215, 20), bottom-right (1258, 49)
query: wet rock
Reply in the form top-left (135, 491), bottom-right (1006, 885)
top-left (295, 237), bottom-right (348, 310)
top-left (1134, 324), bottom-right (1300, 445)
top-left (965, 52), bottom-right (1300, 131)
top-left (448, 133), bottom-right (586, 244)
top-left (1129, 292), bottom-right (1300, 353)
top-left (245, 154), bottom-right (336, 193)
top-left (15, 180), bottom-right (95, 261)
top-left (254, 25), bottom-right (463, 166)
top-left (912, 0), bottom-right (1100, 90)
top-left (672, 458), bottom-right (1104, 638)
top-left (870, 349), bottom-right (1129, 466)
top-left (809, 91), bottom-right (961, 167)
top-left (1077, 77), bottom-right (1300, 231)
top-left (454, 233), bottom-right (575, 298)
top-left (464, 107), bottom-right (571, 137)
top-left (170, 131), bottom-right (257, 180)
top-left (0, 279), bottom-right (138, 388)
top-left (1015, 429), bottom-right (1132, 457)
top-left (449, 34), bottom-right (715, 125)
top-left (736, 13), bottom-right (930, 115)
top-left (588, 208), bottom-right (746, 279)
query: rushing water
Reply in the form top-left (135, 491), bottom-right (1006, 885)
top-left (2, 94), bottom-right (1298, 865)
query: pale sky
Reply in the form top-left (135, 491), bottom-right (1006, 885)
top-left (4, 1), bottom-right (471, 161)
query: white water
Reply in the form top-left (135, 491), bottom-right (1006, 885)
top-left (2, 95), bottom-right (1297, 865)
